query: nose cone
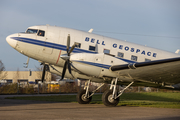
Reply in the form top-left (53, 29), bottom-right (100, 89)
top-left (6, 34), bottom-right (17, 48)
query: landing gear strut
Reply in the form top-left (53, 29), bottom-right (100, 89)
top-left (76, 78), bottom-right (134, 107)
top-left (76, 80), bottom-right (104, 104)
top-left (102, 78), bottom-right (134, 107)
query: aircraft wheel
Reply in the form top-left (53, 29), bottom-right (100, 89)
top-left (102, 90), bottom-right (119, 107)
top-left (77, 90), bottom-right (92, 104)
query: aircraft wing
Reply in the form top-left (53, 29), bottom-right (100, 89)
top-left (111, 57), bottom-right (180, 88)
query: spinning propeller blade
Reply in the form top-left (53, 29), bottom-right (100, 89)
top-left (61, 60), bottom-right (68, 80)
top-left (67, 34), bottom-right (70, 53)
top-left (67, 59), bottom-right (72, 74)
top-left (68, 43), bottom-right (76, 55)
top-left (60, 34), bottom-right (76, 80)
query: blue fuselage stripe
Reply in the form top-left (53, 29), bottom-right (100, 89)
top-left (72, 60), bottom-right (111, 69)
top-left (12, 37), bottom-right (96, 54)
top-left (11, 37), bottom-right (136, 69)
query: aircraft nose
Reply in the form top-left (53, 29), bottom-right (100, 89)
top-left (6, 34), bottom-right (17, 48)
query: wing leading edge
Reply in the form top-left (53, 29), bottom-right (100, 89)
top-left (111, 57), bottom-right (180, 89)
top-left (111, 57), bottom-right (180, 71)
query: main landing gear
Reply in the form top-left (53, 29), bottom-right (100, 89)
top-left (76, 78), bottom-right (134, 107)
top-left (77, 80), bottom-right (104, 104)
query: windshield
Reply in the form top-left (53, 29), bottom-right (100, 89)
top-left (26, 29), bottom-right (38, 33)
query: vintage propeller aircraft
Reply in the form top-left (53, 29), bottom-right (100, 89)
top-left (6, 25), bottom-right (180, 106)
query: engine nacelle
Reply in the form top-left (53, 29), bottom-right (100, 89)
top-left (70, 53), bottom-right (104, 76)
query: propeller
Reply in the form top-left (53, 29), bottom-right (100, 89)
top-left (41, 64), bottom-right (49, 82)
top-left (60, 34), bottom-right (77, 80)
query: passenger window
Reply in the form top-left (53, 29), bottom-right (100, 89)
top-left (104, 49), bottom-right (115, 57)
top-left (104, 49), bottom-right (110, 54)
top-left (37, 30), bottom-right (45, 37)
top-left (26, 29), bottom-right (38, 33)
top-left (89, 46), bottom-right (95, 51)
top-left (145, 58), bottom-right (151, 62)
top-left (75, 43), bottom-right (81, 48)
top-left (117, 52), bottom-right (124, 58)
top-left (131, 55), bottom-right (137, 61)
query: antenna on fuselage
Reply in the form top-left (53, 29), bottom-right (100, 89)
top-left (175, 49), bottom-right (180, 54)
top-left (24, 57), bottom-right (30, 68)
top-left (88, 28), bottom-right (93, 33)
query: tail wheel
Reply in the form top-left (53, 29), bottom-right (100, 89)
top-left (102, 90), bottom-right (119, 107)
top-left (77, 90), bottom-right (92, 104)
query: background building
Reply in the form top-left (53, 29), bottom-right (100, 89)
top-left (0, 71), bottom-right (51, 85)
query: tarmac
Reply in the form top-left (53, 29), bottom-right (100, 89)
top-left (0, 94), bottom-right (180, 120)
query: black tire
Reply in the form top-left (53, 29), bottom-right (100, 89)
top-left (77, 90), bottom-right (92, 104)
top-left (102, 90), bottom-right (119, 107)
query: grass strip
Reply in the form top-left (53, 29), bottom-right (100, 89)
top-left (6, 92), bottom-right (180, 109)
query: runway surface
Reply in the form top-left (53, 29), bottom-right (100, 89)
top-left (0, 95), bottom-right (180, 120)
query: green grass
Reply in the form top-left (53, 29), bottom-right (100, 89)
top-left (6, 92), bottom-right (180, 109)
top-left (119, 92), bottom-right (180, 108)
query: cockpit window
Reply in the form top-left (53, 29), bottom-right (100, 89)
top-left (26, 29), bottom-right (38, 33)
top-left (37, 30), bottom-right (45, 37)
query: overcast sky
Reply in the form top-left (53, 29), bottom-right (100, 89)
top-left (0, 0), bottom-right (180, 71)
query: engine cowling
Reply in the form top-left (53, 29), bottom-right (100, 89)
top-left (70, 53), bottom-right (104, 76)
